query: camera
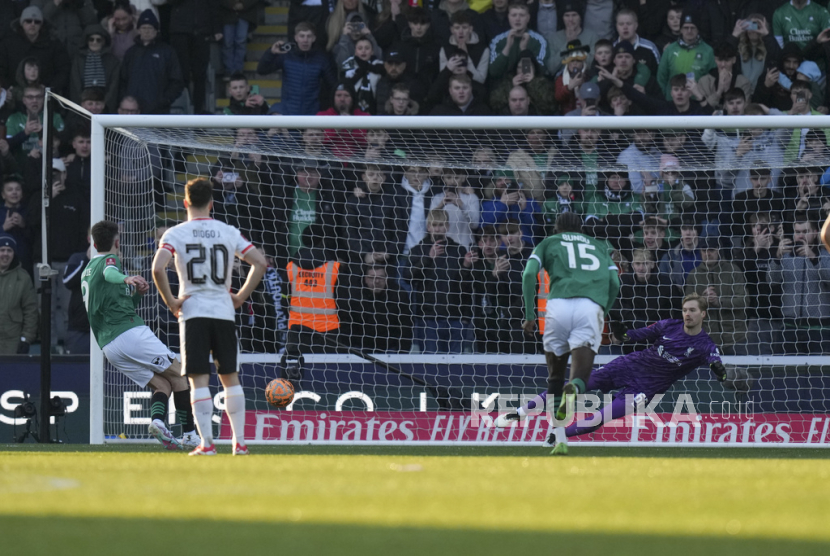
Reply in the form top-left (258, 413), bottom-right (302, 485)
top-left (746, 21), bottom-right (759, 31)
top-left (222, 172), bottom-right (239, 183)
top-left (279, 42), bottom-right (293, 53)
top-left (351, 22), bottom-right (365, 31)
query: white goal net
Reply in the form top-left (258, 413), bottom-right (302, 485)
top-left (90, 114), bottom-right (830, 446)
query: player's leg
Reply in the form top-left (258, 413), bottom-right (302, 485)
top-left (159, 360), bottom-right (200, 448)
top-left (212, 319), bottom-right (248, 455)
top-left (183, 318), bottom-right (217, 455)
top-left (556, 299), bottom-right (604, 421)
top-left (146, 374), bottom-right (183, 451)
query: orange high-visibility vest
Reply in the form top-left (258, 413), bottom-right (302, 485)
top-left (287, 260), bottom-right (340, 332)
top-left (537, 270), bottom-right (550, 333)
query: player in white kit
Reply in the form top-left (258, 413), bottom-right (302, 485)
top-left (152, 178), bottom-right (267, 456)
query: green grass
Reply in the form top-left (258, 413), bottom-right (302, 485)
top-left (1, 444), bottom-right (828, 555)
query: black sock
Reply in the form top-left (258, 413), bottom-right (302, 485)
top-left (547, 378), bottom-right (564, 398)
top-left (150, 392), bottom-right (168, 423)
top-left (173, 390), bottom-right (196, 433)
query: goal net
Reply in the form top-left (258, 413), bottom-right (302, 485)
top-left (90, 114), bottom-right (830, 446)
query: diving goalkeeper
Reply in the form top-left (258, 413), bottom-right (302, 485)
top-left (497, 293), bottom-right (726, 455)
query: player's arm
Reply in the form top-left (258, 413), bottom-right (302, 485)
top-left (152, 247), bottom-right (186, 317)
top-left (232, 246), bottom-right (268, 309)
top-left (625, 320), bottom-right (665, 343)
top-left (103, 262), bottom-right (148, 306)
top-left (521, 253), bottom-right (542, 335)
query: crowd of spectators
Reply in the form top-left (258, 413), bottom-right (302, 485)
top-left (5, 0), bottom-right (830, 358)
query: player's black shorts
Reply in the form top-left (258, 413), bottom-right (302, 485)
top-left (180, 318), bottom-right (237, 375)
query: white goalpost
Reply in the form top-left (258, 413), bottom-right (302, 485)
top-left (89, 114), bottom-right (830, 447)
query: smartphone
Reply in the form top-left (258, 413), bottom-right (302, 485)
top-left (251, 84), bottom-right (260, 95)
top-left (746, 21), bottom-right (759, 31)
top-left (584, 97), bottom-right (597, 108)
top-left (686, 72), bottom-right (696, 81)
top-left (222, 172), bottom-right (239, 183)
top-left (520, 58), bottom-right (532, 75)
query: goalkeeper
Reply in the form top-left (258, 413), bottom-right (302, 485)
top-left (499, 293), bottom-right (726, 455)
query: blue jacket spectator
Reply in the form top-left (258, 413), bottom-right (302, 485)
top-left (257, 22), bottom-right (337, 115)
top-left (480, 171), bottom-right (542, 246)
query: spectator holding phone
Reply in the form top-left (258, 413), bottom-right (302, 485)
top-left (726, 15), bottom-right (780, 95)
top-left (332, 12), bottom-right (382, 68)
top-left (780, 80), bottom-right (830, 164)
top-left (223, 72), bottom-right (269, 115)
top-left (5, 84), bottom-right (64, 166)
top-left (430, 166), bottom-right (480, 250)
top-left (439, 12), bottom-right (489, 85)
top-left (488, 2), bottom-right (549, 81)
top-left (257, 22), bottom-right (337, 115)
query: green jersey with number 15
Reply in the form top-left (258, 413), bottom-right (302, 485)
top-left (523, 232), bottom-right (619, 321)
top-left (81, 254), bottom-right (144, 349)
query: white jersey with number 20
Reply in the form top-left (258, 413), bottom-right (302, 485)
top-left (159, 218), bottom-right (253, 322)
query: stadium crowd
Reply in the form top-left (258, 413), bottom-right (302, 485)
top-left (3, 0), bottom-right (830, 358)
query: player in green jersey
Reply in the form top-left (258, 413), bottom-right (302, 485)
top-left (502, 212), bottom-right (620, 435)
top-left (82, 220), bottom-right (199, 451)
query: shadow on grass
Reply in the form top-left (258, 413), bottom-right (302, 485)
top-left (2, 443), bottom-right (830, 459)
top-left (0, 516), bottom-right (826, 556)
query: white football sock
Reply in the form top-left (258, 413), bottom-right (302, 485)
top-left (224, 385), bottom-right (246, 446)
top-left (191, 387), bottom-right (214, 447)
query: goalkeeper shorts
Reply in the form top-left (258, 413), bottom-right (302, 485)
top-left (542, 297), bottom-right (604, 356)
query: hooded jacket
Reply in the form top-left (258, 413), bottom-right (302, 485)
top-left (69, 24), bottom-right (121, 110)
top-left (0, 17), bottom-right (70, 94)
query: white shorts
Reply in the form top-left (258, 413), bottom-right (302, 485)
top-left (542, 297), bottom-right (604, 356)
top-left (102, 326), bottom-right (177, 388)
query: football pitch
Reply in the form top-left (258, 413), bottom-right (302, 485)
top-left (1, 445), bottom-right (828, 555)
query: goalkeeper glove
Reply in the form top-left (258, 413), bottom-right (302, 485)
top-left (710, 361), bottom-right (727, 382)
top-left (609, 321), bottom-right (629, 342)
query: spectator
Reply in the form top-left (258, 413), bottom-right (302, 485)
top-left (737, 213), bottom-right (783, 354)
top-left (579, 167), bottom-right (644, 253)
top-left (606, 71), bottom-right (708, 116)
top-left (480, 0), bottom-right (510, 42)
top-left (658, 218), bottom-right (702, 294)
top-left (488, 2), bottom-right (549, 81)
top-left (430, 73), bottom-right (492, 115)
top-left (430, 166), bottom-right (480, 249)
top-left (558, 127), bottom-right (616, 197)
top-left (326, 0), bottom-right (371, 54)
top-left (786, 165), bottom-right (830, 224)
top-left (553, 40), bottom-right (590, 114)
top-left (773, 0), bottom-right (830, 51)
top-left (695, 42), bottom-right (752, 110)
top-left (399, 164), bottom-right (435, 254)
top-left (62, 237), bottom-right (91, 354)
top-left (169, 0), bottom-right (222, 115)
top-left (699, 0), bottom-right (762, 49)
top-left (382, 82), bottom-right (420, 115)
top-left (654, 5), bottom-right (682, 54)
top-left (316, 82), bottom-right (370, 159)
top-left (105, 3), bottom-right (138, 61)
top-left (770, 215), bottom-right (830, 354)
top-left (781, 80), bottom-right (830, 165)
top-left (69, 25), bottom-right (120, 112)
top-left (0, 131), bottom-right (19, 184)
top-left (332, 12), bottom-right (382, 68)
top-left (726, 15), bottom-right (780, 95)
top-left (439, 11), bottom-right (489, 84)
top-left (641, 154), bottom-right (696, 226)
top-left (218, 0), bottom-right (258, 76)
top-left (614, 8), bottom-right (660, 74)
top-left (639, 215), bottom-right (671, 264)
top-left (5, 84), bottom-right (65, 166)
top-left (544, 2), bottom-right (598, 76)
top-left (288, 0), bottom-right (332, 45)
top-left (375, 50), bottom-right (424, 114)
top-left (617, 129), bottom-right (661, 196)
top-left (258, 22), bottom-right (337, 116)
top-left (341, 37), bottom-right (384, 113)
top-left (430, 0), bottom-right (485, 44)
top-left (0, 6), bottom-right (70, 95)
top-left (341, 264), bottom-right (413, 353)
top-left (391, 8), bottom-right (440, 86)
top-left (49, 157), bottom-right (87, 347)
top-left (731, 165), bottom-right (784, 238)
top-left (584, 38), bottom-right (612, 81)
top-left (656, 10), bottom-right (715, 99)
top-left (13, 56), bottom-right (44, 100)
top-left (685, 237), bottom-right (748, 354)
top-left (0, 233), bottom-right (37, 354)
top-left (64, 124), bottom-right (92, 210)
top-left (752, 43), bottom-right (817, 112)
top-left (701, 104), bottom-right (784, 198)
top-left (344, 163), bottom-right (407, 266)
top-left (489, 45), bottom-right (554, 115)
top-left (541, 174), bottom-right (577, 236)
top-left (504, 84), bottom-right (536, 115)
top-left (480, 170), bottom-right (541, 246)
top-left (32, 0), bottom-right (96, 59)
top-left (120, 10), bottom-right (184, 114)
top-left (361, 128), bottom-right (405, 161)
top-left (224, 72), bottom-right (269, 115)
top-left (596, 40), bottom-right (660, 110)
top-left (408, 208), bottom-right (469, 354)
top-left (0, 177), bottom-right (34, 276)
top-left (615, 248), bottom-right (674, 335)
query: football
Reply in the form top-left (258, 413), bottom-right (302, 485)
top-left (265, 378), bottom-right (295, 408)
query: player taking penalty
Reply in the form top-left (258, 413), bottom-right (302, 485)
top-left (82, 221), bottom-right (199, 451)
top-left (497, 213), bottom-right (620, 433)
top-left (152, 178), bottom-right (267, 456)
top-left (501, 293), bottom-right (727, 455)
